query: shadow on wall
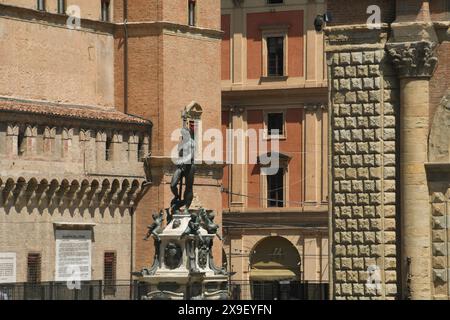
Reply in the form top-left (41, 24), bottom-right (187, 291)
top-left (429, 91), bottom-right (450, 162)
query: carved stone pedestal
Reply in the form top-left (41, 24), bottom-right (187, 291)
top-left (134, 210), bottom-right (228, 300)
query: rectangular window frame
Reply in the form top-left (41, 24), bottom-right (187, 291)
top-left (103, 251), bottom-right (117, 297)
top-left (101, 0), bottom-right (110, 22)
top-left (188, 0), bottom-right (197, 27)
top-left (260, 165), bottom-right (289, 208)
top-left (37, 0), bottom-right (46, 11)
top-left (27, 252), bottom-right (42, 284)
top-left (57, 0), bottom-right (66, 14)
top-left (261, 26), bottom-right (289, 79)
top-left (263, 109), bottom-right (287, 140)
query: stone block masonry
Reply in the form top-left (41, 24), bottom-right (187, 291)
top-left (328, 43), bottom-right (400, 299)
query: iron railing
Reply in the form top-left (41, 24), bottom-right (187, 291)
top-left (0, 280), bottom-right (328, 300)
top-left (229, 281), bottom-right (329, 300)
top-left (0, 280), bottom-right (147, 300)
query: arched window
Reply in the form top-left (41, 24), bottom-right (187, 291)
top-left (57, 0), bottom-right (66, 14)
top-left (188, 0), bottom-right (196, 26)
top-left (17, 127), bottom-right (26, 156)
top-left (101, 0), bottom-right (110, 22)
top-left (105, 135), bottom-right (112, 161)
top-left (37, 0), bottom-right (46, 11)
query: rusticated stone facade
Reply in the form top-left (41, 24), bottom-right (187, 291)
top-left (428, 92), bottom-right (450, 299)
top-left (326, 0), bottom-right (450, 300)
top-left (327, 27), bottom-right (399, 299)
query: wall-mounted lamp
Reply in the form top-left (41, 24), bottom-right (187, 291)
top-left (314, 12), bottom-right (332, 32)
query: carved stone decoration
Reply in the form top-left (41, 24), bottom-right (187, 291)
top-left (164, 242), bottom-right (182, 270)
top-left (232, 0), bottom-right (244, 7)
top-left (140, 238), bottom-right (161, 276)
top-left (428, 91), bottom-right (450, 162)
top-left (172, 218), bottom-right (181, 229)
top-left (386, 41), bottom-right (438, 78)
top-left (187, 238), bottom-right (200, 273)
top-left (197, 243), bottom-right (209, 269)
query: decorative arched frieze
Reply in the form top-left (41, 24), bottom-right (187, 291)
top-left (0, 176), bottom-right (146, 211)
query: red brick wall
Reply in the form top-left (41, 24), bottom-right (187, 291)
top-left (326, 0), bottom-right (395, 25)
top-left (246, 10), bottom-right (304, 79)
top-left (126, 0), bottom-right (160, 22)
top-left (221, 14), bottom-right (231, 81)
top-left (430, 0), bottom-right (450, 20)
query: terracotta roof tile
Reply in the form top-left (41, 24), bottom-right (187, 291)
top-left (0, 98), bottom-right (151, 125)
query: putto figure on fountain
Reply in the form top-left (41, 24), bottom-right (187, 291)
top-left (141, 210), bottom-right (165, 275)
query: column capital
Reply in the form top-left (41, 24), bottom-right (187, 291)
top-left (386, 41), bottom-right (438, 78)
top-left (232, 0), bottom-right (244, 7)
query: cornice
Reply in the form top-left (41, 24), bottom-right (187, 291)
top-left (0, 3), bottom-right (223, 39)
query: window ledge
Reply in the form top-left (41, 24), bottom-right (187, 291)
top-left (260, 24), bottom-right (290, 31)
top-left (260, 76), bottom-right (289, 82)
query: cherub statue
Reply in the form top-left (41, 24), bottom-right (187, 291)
top-left (200, 208), bottom-right (222, 240)
top-left (144, 210), bottom-right (164, 242)
top-left (181, 211), bottom-right (203, 244)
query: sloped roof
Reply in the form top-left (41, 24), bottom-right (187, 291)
top-left (0, 97), bottom-right (151, 125)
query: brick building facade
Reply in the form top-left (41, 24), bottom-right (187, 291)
top-left (220, 0), bottom-right (329, 299)
top-left (0, 0), bottom-right (223, 296)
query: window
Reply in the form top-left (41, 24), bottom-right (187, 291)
top-left (27, 253), bottom-right (41, 283)
top-left (105, 136), bottom-right (112, 161)
top-left (267, 0), bottom-right (284, 4)
top-left (267, 168), bottom-right (284, 207)
top-left (17, 128), bottom-right (26, 156)
top-left (188, 0), bottom-right (196, 26)
top-left (57, 0), bottom-right (66, 14)
top-left (104, 252), bottom-right (116, 296)
top-left (267, 36), bottom-right (284, 76)
top-left (137, 136), bottom-right (145, 162)
top-left (101, 0), bottom-right (110, 22)
top-left (37, 0), bottom-right (46, 11)
top-left (267, 112), bottom-right (284, 137)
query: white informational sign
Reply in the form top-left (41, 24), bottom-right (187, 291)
top-left (0, 253), bottom-right (16, 284)
top-left (55, 230), bottom-right (92, 282)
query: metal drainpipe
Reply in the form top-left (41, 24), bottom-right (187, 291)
top-left (122, 0), bottom-right (133, 299)
top-left (123, 0), bottom-right (129, 114)
top-left (328, 73), bottom-right (334, 301)
top-left (129, 206), bottom-right (135, 299)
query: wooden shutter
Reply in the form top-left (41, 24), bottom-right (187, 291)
top-left (27, 253), bottom-right (41, 284)
top-left (104, 251), bottom-right (116, 296)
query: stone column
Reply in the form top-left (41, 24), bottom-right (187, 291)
top-left (387, 40), bottom-right (438, 299)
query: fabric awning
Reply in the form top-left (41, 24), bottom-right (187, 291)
top-left (250, 268), bottom-right (299, 281)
